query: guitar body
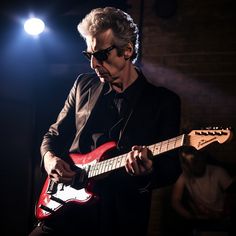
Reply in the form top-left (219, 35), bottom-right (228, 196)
top-left (35, 141), bottom-right (117, 220)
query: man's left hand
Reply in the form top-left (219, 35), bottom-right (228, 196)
top-left (125, 145), bottom-right (153, 176)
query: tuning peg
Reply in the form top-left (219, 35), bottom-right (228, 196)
top-left (207, 131), bottom-right (214, 135)
top-left (214, 131), bottom-right (221, 135)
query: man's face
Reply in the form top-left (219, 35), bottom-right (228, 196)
top-left (181, 153), bottom-right (206, 177)
top-left (182, 153), bottom-right (195, 168)
top-left (85, 29), bottom-right (128, 84)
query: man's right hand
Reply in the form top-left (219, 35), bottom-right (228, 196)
top-left (43, 151), bottom-right (76, 184)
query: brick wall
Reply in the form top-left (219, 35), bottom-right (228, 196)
top-left (128, 0), bottom-right (236, 235)
top-left (128, 0), bottom-right (236, 157)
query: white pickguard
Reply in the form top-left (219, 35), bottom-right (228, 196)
top-left (41, 161), bottom-right (97, 214)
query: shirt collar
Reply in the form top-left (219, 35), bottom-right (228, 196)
top-left (103, 67), bottom-right (146, 98)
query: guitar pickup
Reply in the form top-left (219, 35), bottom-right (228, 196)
top-left (50, 195), bottom-right (66, 205)
top-left (39, 204), bottom-right (55, 214)
top-left (71, 168), bottom-right (88, 190)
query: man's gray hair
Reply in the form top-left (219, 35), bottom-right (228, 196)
top-left (77, 7), bottom-right (139, 63)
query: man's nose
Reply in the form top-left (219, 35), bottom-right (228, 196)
top-left (90, 56), bottom-right (101, 69)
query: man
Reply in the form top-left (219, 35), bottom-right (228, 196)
top-left (29, 7), bottom-right (181, 236)
top-left (171, 146), bottom-right (234, 235)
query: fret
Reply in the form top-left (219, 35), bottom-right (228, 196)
top-left (92, 163), bottom-right (97, 177)
top-left (106, 159), bottom-right (111, 171)
top-left (102, 159), bottom-right (107, 173)
top-left (153, 144), bottom-right (159, 153)
top-left (114, 156), bottom-right (121, 169)
top-left (114, 156), bottom-right (121, 168)
top-left (105, 160), bottom-right (109, 172)
top-left (121, 154), bottom-right (127, 166)
top-left (94, 163), bottom-right (99, 176)
top-left (174, 136), bottom-right (177, 149)
top-left (107, 159), bottom-right (113, 171)
top-left (160, 141), bottom-right (165, 153)
top-left (85, 165), bottom-right (90, 177)
top-left (99, 160), bottom-right (104, 175)
top-left (166, 138), bottom-right (173, 150)
top-left (112, 158), bottom-right (118, 171)
top-left (152, 143), bottom-right (160, 155)
top-left (106, 159), bottom-right (111, 172)
top-left (103, 159), bottom-right (109, 173)
top-left (88, 165), bottom-right (94, 178)
top-left (93, 164), bottom-right (97, 177)
top-left (96, 162), bottom-right (102, 175)
top-left (90, 163), bottom-right (97, 178)
top-left (120, 155), bottom-right (125, 167)
top-left (111, 158), bottom-right (116, 170)
top-left (116, 156), bottom-right (122, 168)
top-left (174, 136), bottom-right (181, 149)
top-left (168, 139), bottom-right (174, 150)
top-left (93, 164), bottom-right (98, 176)
top-left (113, 156), bottom-right (119, 169)
top-left (165, 141), bottom-right (169, 151)
top-left (149, 144), bottom-right (153, 154)
top-left (87, 165), bottom-right (91, 178)
top-left (104, 160), bottom-right (109, 172)
top-left (159, 141), bottom-right (162, 155)
top-left (91, 164), bottom-right (96, 177)
top-left (109, 159), bottom-right (114, 171)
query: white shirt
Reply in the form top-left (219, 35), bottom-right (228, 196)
top-left (184, 165), bottom-right (233, 213)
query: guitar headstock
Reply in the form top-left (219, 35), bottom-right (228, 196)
top-left (186, 127), bottom-right (233, 150)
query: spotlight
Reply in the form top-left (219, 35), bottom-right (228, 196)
top-left (24, 18), bottom-right (45, 36)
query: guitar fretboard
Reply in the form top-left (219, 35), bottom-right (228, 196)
top-left (88, 134), bottom-right (185, 178)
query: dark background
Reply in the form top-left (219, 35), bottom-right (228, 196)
top-left (0, 1), bottom-right (130, 235)
top-left (0, 0), bottom-right (235, 235)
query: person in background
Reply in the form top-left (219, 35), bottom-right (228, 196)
top-left (171, 146), bottom-right (235, 235)
top-left (29, 6), bottom-right (181, 236)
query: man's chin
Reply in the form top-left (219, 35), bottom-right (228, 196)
top-left (99, 76), bottom-right (114, 83)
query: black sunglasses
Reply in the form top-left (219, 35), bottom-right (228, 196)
top-left (82, 45), bottom-right (116, 61)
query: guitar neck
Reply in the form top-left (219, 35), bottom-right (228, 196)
top-left (88, 134), bottom-right (185, 178)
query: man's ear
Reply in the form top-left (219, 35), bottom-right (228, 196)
top-left (124, 42), bottom-right (133, 60)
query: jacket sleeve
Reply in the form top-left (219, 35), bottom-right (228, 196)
top-left (40, 77), bottom-right (79, 160)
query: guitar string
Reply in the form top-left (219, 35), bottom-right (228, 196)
top-left (88, 132), bottom-right (229, 178)
top-left (88, 135), bottom-right (185, 178)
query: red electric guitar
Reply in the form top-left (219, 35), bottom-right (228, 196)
top-left (35, 128), bottom-right (232, 220)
